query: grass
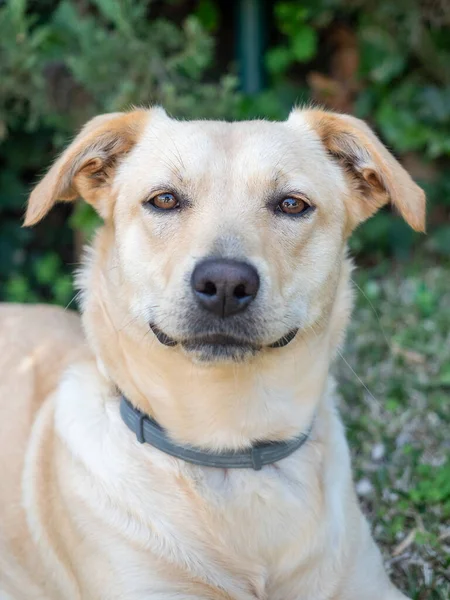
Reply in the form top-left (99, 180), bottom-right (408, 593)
top-left (336, 257), bottom-right (450, 599)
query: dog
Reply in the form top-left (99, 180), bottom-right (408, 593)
top-left (0, 107), bottom-right (425, 599)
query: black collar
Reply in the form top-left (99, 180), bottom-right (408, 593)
top-left (120, 396), bottom-right (312, 471)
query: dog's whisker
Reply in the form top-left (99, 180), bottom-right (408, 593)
top-left (145, 132), bottom-right (184, 181)
top-left (118, 315), bottom-right (141, 333)
top-left (163, 131), bottom-right (186, 172)
top-left (350, 277), bottom-right (393, 353)
top-left (336, 348), bottom-right (380, 406)
top-left (64, 291), bottom-right (82, 312)
top-left (140, 328), bottom-right (154, 344)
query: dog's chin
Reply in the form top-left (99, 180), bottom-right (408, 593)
top-left (181, 335), bottom-right (261, 363)
top-left (149, 324), bottom-right (298, 363)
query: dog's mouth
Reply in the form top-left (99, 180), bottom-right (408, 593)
top-left (149, 323), bottom-right (298, 357)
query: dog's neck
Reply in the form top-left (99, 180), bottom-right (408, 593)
top-left (79, 228), bottom-right (352, 451)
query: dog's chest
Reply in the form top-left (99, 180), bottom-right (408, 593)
top-left (56, 373), bottom-right (343, 599)
top-left (185, 458), bottom-right (324, 563)
top-left (91, 443), bottom-right (328, 599)
top-left (76, 452), bottom-right (329, 600)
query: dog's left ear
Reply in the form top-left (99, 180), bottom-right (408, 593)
top-left (24, 109), bottom-right (149, 226)
top-left (295, 109), bottom-right (426, 233)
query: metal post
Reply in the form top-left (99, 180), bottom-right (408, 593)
top-left (236, 0), bottom-right (266, 94)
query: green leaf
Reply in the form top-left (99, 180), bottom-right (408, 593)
top-left (376, 99), bottom-right (430, 153)
top-left (291, 25), bottom-right (317, 63)
top-left (34, 253), bottom-right (62, 286)
top-left (359, 27), bottom-right (406, 84)
top-left (52, 274), bottom-right (74, 306)
top-left (386, 398), bottom-right (400, 412)
top-left (5, 274), bottom-right (36, 303)
top-left (266, 46), bottom-right (293, 75)
top-left (429, 226), bottom-right (450, 257)
top-left (275, 2), bottom-right (309, 37)
top-left (69, 203), bottom-right (101, 240)
top-left (364, 280), bottom-right (381, 300)
top-left (8, 0), bottom-right (27, 26)
top-left (195, 0), bottom-right (219, 32)
top-left (438, 365), bottom-right (450, 386)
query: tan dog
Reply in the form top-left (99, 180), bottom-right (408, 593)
top-left (0, 107), bottom-right (425, 600)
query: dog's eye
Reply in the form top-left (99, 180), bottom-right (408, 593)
top-left (277, 196), bottom-right (311, 216)
top-left (148, 192), bottom-right (179, 211)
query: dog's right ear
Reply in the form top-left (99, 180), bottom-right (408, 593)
top-left (24, 110), bottom-right (149, 226)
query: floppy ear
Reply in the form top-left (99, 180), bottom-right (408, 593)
top-left (24, 109), bottom-right (149, 226)
top-left (299, 109), bottom-right (426, 232)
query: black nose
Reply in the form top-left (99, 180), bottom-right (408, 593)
top-left (191, 259), bottom-right (260, 318)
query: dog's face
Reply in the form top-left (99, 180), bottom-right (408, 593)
top-left (112, 113), bottom-right (351, 362)
top-left (25, 108), bottom-right (425, 364)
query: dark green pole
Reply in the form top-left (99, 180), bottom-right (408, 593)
top-left (236, 0), bottom-right (266, 94)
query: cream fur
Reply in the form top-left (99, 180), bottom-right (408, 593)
top-left (0, 108), bottom-right (425, 599)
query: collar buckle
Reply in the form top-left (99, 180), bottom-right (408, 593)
top-left (135, 411), bottom-right (145, 444)
top-left (251, 446), bottom-right (263, 471)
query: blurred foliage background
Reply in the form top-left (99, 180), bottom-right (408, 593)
top-left (1, 1), bottom-right (449, 596)
top-left (1, 0), bottom-right (449, 304)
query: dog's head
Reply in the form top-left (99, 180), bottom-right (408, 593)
top-left (25, 108), bottom-right (425, 364)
